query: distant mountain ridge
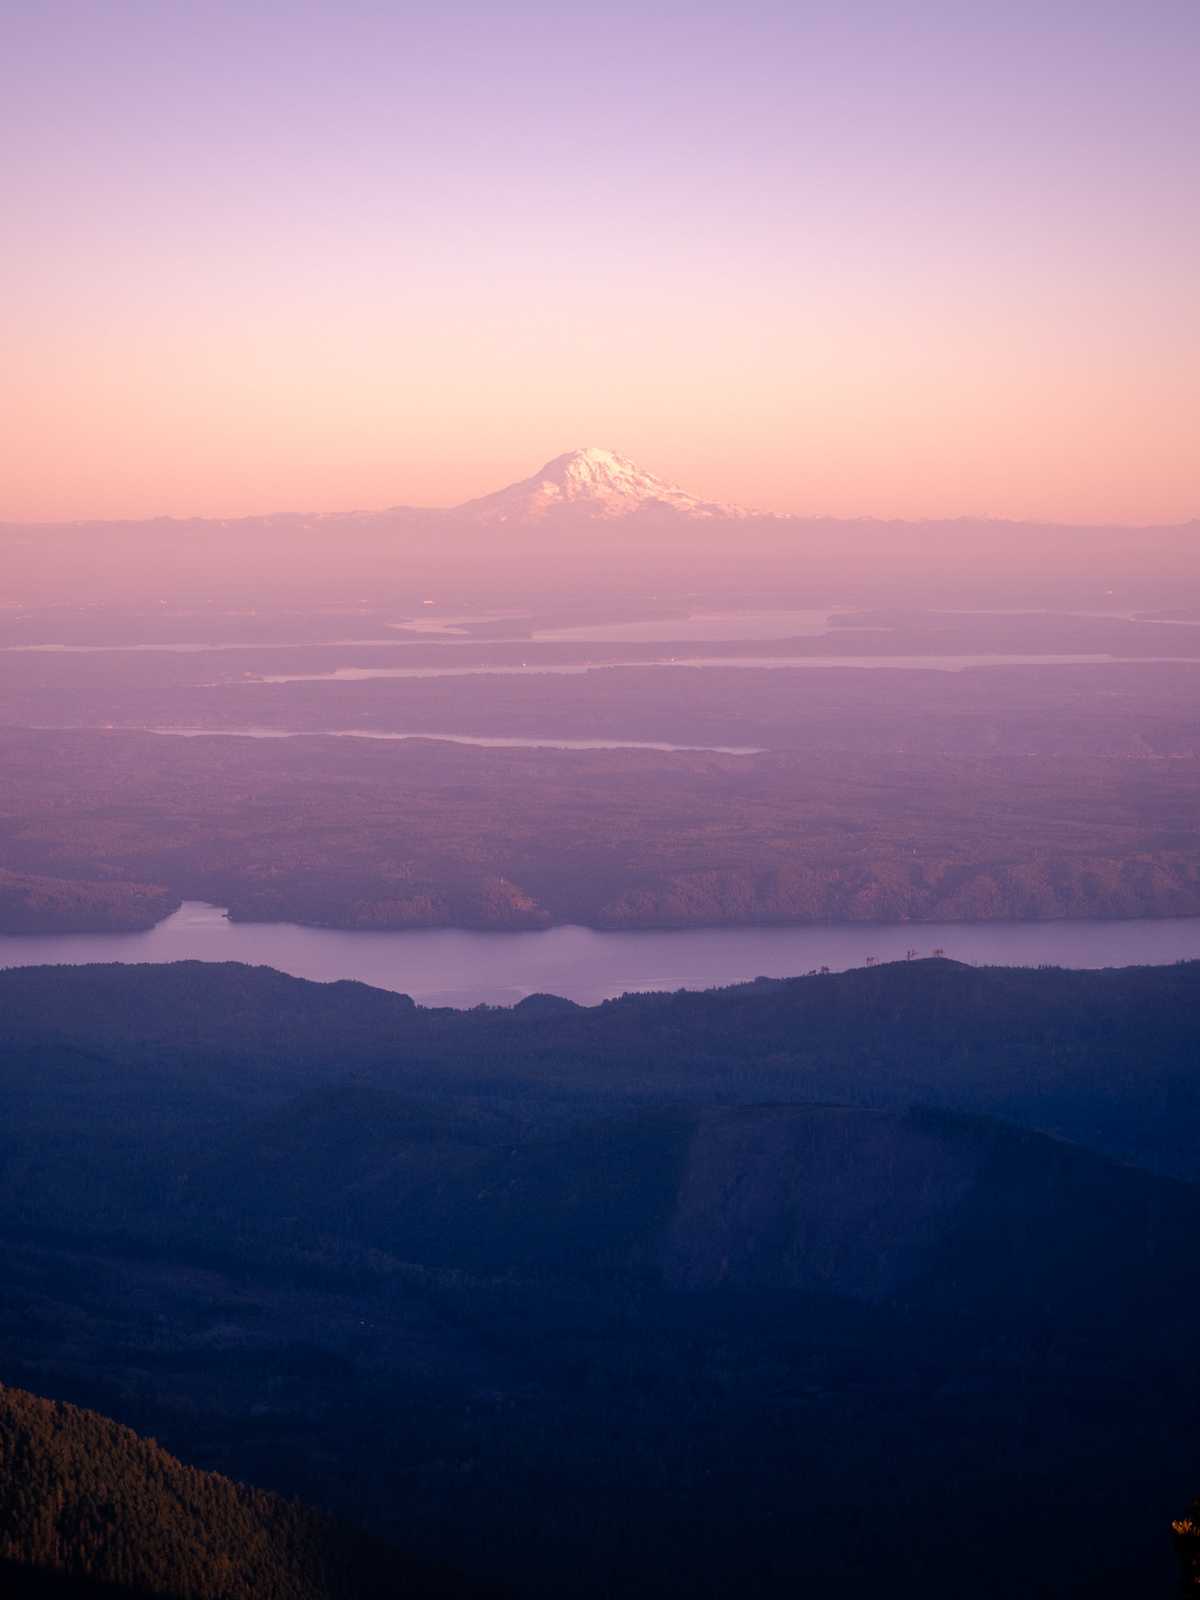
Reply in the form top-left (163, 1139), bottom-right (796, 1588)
top-left (2, 447), bottom-right (1196, 534)
top-left (2, 448), bottom-right (1196, 602)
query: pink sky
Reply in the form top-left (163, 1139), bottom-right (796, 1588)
top-left (4, 2), bottom-right (1197, 525)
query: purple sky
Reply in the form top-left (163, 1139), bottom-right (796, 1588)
top-left (4, 0), bottom-right (1198, 521)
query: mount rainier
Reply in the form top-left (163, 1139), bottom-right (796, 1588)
top-left (453, 448), bottom-right (758, 523)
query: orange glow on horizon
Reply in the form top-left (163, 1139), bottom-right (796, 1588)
top-left (4, 3), bottom-right (1196, 527)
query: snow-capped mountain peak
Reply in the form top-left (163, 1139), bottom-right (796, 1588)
top-left (455, 448), bottom-right (753, 523)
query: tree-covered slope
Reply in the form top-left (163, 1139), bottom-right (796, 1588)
top-left (0, 1383), bottom-right (476, 1599)
top-left (3, 955), bottom-right (1200, 1178)
top-left (4, 959), bottom-right (1200, 1596)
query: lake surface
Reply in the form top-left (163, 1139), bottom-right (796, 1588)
top-left (253, 653), bottom-right (1138, 682)
top-left (4, 639), bottom-right (419, 653)
top-left (531, 609), bottom-right (843, 642)
top-left (4, 901), bottom-right (1198, 1009)
top-left (528, 606), bottom-right (1200, 642)
top-left (148, 728), bottom-right (763, 754)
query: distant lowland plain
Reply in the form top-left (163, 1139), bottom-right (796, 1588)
top-left (2, 450), bottom-right (1198, 973)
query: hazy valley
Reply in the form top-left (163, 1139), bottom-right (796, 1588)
top-left (6, 528), bottom-right (1199, 1593)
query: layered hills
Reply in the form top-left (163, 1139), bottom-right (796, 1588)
top-left (3, 958), bottom-right (1200, 1595)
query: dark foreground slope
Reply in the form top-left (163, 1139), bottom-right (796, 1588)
top-left (0, 1383), bottom-right (479, 1600)
top-left (3, 959), bottom-right (1200, 1596)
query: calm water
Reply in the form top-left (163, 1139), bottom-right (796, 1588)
top-left (530, 607), bottom-right (1200, 642)
top-left (148, 728), bottom-right (763, 754)
top-left (3, 638), bottom-right (418, 653)
top-left (531, 609), bottom-right (842, 642)
top-left (253, 653), bottom-right (1138, 683)
top-left (3, 901), bottom-right (1198, 1009)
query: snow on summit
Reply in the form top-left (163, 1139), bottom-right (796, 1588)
top-left (455, 448), bottom-right (755, 522)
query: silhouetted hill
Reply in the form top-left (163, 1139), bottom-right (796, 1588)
top-left (0, 1383), bottom-right (480, 1599)
top-left (3, 959), bottom-right (1199, 1595)
top-left (183, 1092), bottom-right (1200, 1326)
top-left (4, 956), bottom-right (1199, 1178)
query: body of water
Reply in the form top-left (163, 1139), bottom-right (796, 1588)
top-left (531, 609), bottom-right (843, 642)
top-left (389, 611), bottom-right (527, 635)
top-left (147, 728), bottom-right (762, 754)
top-left (252, 653), bottom-right (1143, 683)
top-left (3, 638), bottom-right (422, 653)
top-left (3, 901), bottom-right (1198, 1009)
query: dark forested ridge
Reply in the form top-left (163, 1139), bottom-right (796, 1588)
top-left (4, 955), bottom-right (1199, 1178)
top-left (3, 958), bottom-right (1200, 1596)
top-left (0, 1383), bottom-right (482, 1599)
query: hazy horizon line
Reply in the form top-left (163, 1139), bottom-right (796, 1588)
top-left (5, 503), bottom-right (1197, 533)
top-left (4, 443), bottom-right (1197, 534)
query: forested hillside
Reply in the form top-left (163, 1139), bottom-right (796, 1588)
top-left (0, 1383), bottom-right (479, 1598)
top-left (2, 721), bottom-right (1198, 932)
top-left (2, 959), bottom-right (1199, 1595)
